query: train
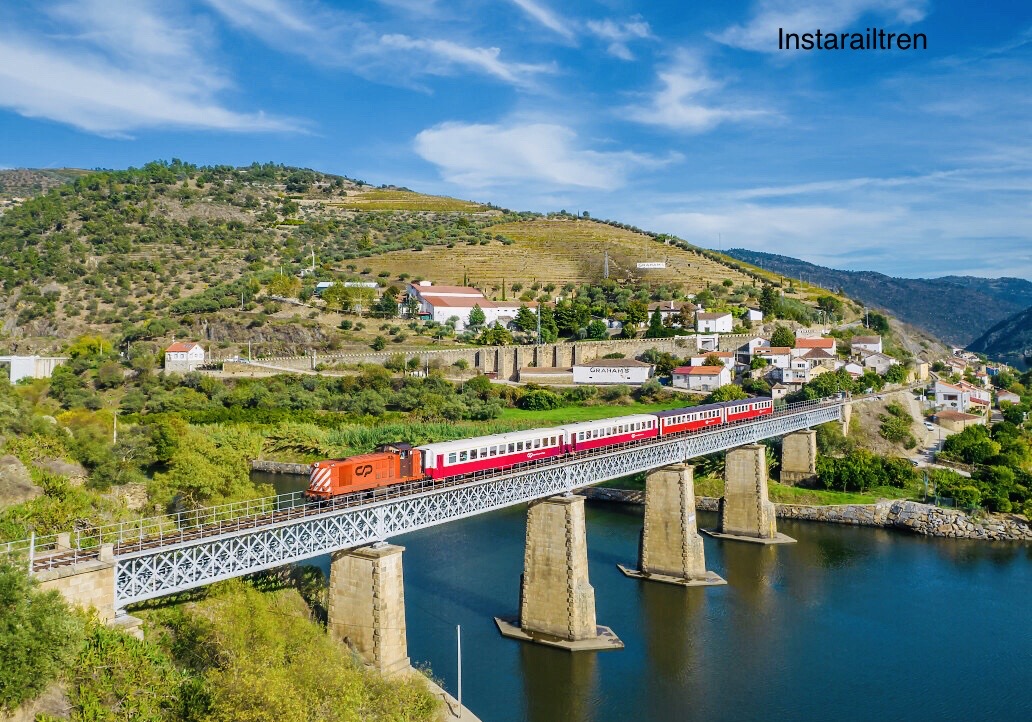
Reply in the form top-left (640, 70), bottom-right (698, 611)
top-left (306, 397), bottom-right (779, 499)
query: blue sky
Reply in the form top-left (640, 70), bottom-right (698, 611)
top-left (1, 0), bottom-right (1029, 278)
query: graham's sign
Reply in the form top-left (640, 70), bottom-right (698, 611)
top-left (636, 262), bottom-right (666, 269)
top-left (589, 366), bottom-right (632, 373)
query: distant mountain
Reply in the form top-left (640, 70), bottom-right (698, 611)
top-left (968, 307), bottom-right (1032, 366)
top-left (724, 249), bottom-right (1032, 346)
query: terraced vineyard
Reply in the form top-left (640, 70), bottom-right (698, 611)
top-left (354, 218), bottom-right (763, 293)
top-left (325, 188), bottom-right (488, 212)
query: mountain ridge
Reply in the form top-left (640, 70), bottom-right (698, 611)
top-left (724, 248), bottom-right (1032, 346)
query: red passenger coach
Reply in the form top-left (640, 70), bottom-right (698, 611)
top-left (419, 428), bottom-right (565, 480)
top-left (724, 398), bottom-right (773, 422)
top-left (562, 414), bottom-right (658, 452)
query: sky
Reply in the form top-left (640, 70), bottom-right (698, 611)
top-left (0, 0), bottom-right (1030, 278)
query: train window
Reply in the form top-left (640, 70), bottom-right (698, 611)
top-left (459, 451), bottom-right (468, 462)
top-left (447, 453), bottom-right (456, 464)
top-left (508, 443), bottom-right (515, 453)
top-left (470, 449), bottom-right (477, 460)
top-left (515, 442), bottom-right (522, 451)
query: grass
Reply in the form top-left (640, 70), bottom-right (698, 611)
top-left (356, 218), bottom-right (762, 291)
top-left (496, 399), bottom-right (688, 425)
top-left (327, 189), bottom-right (486, 212)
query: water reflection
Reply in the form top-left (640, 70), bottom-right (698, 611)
top-left (521, 644), bottom-right (600, 722)
top-left (640, 582), bottom-right (707, 681)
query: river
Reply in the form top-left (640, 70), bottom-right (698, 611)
top-left (257, 472), bottom-right (1032, 721)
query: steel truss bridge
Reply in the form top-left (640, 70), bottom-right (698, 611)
top-left (11, 398), bottom-right (844, 609)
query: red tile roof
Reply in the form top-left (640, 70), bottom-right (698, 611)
top-left (165, 342), bottom-right (202, 353)
top-left (795, 338), bottom-right (835, 349)
top-left (675, 365), bottom-right (726, 376)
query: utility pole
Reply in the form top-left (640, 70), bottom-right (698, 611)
top-left (537, 304), bottom-right (542, 345)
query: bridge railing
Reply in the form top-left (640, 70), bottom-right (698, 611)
top-left (3, 394), bottom-right (846, 566)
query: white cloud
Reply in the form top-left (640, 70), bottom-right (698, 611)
top-left (585, 17), bottom-right (652, 60)
top-left (379, 35), bottom-right (554, 86)
top-left (414, 121), bottom-right (674, 190)
top-left (713, 0), bottom-right (928, 52)
top-left (509, 0), bottom-right (574, 40)
top-left (623, 53), bottom-right (771, 132)
top-left (0, 1), bottom-right (296, 136)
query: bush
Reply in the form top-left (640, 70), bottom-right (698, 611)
top-left (0, 563), bottom-right (85, 714)
top-left (519, 389), bottom-right (563, 410)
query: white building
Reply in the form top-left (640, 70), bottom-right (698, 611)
top-left (862, 352), bottom-right (899, 375)
top-left (851, 335), bottom-right (883, 355)
top-left (843, 362), bottom-right (865, 378)
top-left (744, 308), bottom-right (764, 322)
top-left (792, 337), bottom-right (837, 358)
top-left (997, 390), bottom-right (1021, 406)
top-left (754, 346), bottom-right (793, 370)
top-left (672, 365), bottom-right (732, 392)
top-left (647, 301), bottom-right (696, 325)
top-left (572, 358), bottom-right (654, 385)
top-left (0, 355), bottom-right (68, 383)
top-left (164, 342), bottom-right (205, 373)
top-left (407, 282), bottom-right (536, 331)
top-left (933, 380), bottom-right (990, 413)
top-left (695, 312), bottom-right (733, 333)
top-left (737, 336), bottom-right (770, 363)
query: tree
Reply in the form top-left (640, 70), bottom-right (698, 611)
top-left (771, 325), bottom-right (795, 348)
top-left (884, 363), bottom-right (908, 384)
top-left (625, 300), bottom-right (648, 328)
top-left (266, 273), bottom-right (301, 298)
top-left (750, 355), bottom-right (769, 370)
top-left (817, 295), bottom-right (843, 317)
top-left (0, 563), bottom-right (85, 714)
top-left (515, 305), bottom-right (537, 333)
top-left (586, 319), bottom-right (609, 340)
top-left (644, 309), bottom-right (669, 339)
top-left (706, 384), bottom-right (748, 402)
top-left (384, 353), bottom-right (406, 374)
top-left (371, 336), bottom-right (387, 351)
top-left (373, 292), bottom-right (398, 318)
top-left (467, 304), bottom-right (486, 330)
top-left (759, 284), bottom-right (778, 316)
top-left (704, 353), bottom-right (724, 367)
top-left (321, 283), bottom-right (352, 312)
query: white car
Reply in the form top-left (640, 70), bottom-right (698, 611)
top-left (924, 422), bottom-right (935, 430)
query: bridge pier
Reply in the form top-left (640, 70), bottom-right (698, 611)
top-left (780, 429), bottom-right (817, 485)
top-left (496, 494), bottom-right (623, 651)
top-left (35, 544), bottom-right (117, 622)
top-left (706, 445), bottom-right (795, 545)
top-left (328, 543), bottom-right (410, 677)
top-left (619, 464), bottom-right (725, 587)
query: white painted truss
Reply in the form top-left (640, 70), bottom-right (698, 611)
top-left (115, 403), bottom-right (842, 607)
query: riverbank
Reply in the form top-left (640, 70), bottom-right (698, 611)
top-left (580, 487), bottom-right (1032, 541)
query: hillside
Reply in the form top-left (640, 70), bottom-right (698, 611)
top-left (0, 168), bottom-right (88, 200)
top-left (0, 161), bottom-right (862, 358)
top-left (724, 249), bottom-right (1032, 346)
top-left (968, 305), bottom-right (1032, 365)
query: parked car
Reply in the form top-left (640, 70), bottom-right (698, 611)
top-left (924, 421), bottom-right (935, 430)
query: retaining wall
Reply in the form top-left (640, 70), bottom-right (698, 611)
top-left (251, 460), bottom-right (311, 475)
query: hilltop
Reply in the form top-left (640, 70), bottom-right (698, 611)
top-left (968, 306), bottom-right (1032, 365)
top-left (724, 248), bottom-right (1032, 346)
top-left (0, 160), bottom-right (867, 358)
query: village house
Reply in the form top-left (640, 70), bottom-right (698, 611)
top-left (933, 379), bottom-right (991, 413)
top-left (843, 362), bottom-right (865, 378)
top-left (851, 335), bottom-right (883, 355)
top-left (648, 300), bottom-right (696, 325)
top-left (672, 365), bottom-right (731, 392)
top-left (687, 351), bottom-right (735, 369)
top-left (736, 336), bottom-right (770, 364)
top-left (407, 282), bottom-right (537, 331)
top-left (862, 352), bottom-right (899, 375)
top-left (801, 348), bottom-right (839, 370)
top-left (997, 390), bottom-right (1021, 406)
top-left (791, 337), bottom-right (837, 358)
top-left (164, 341), bottom-right (205, 373)
top-left (771, 382), bottom-right (790, 400)
top-left (695, 311), bottom-right (733, 333)
top-left (934, 410), bottom-right (986, 432)
top-left (572, 358), bottom-right (654, 385)
top-left (744, 308), bottom-right (764, 322)
top-left (754, 346), bottom-right (793, 370)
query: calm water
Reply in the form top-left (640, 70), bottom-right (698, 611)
top-left (259, 472), bottom-right (1032, 721)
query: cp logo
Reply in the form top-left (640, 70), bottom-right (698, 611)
top-left (355, 464), bottom-right (374, 477)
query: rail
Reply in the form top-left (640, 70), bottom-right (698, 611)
top-left (4, 394), bottom-right (846, 571)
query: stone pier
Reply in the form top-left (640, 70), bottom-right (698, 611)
top-left (328, 543), bottom-right (411, 677)
top-left (618, 464), bottom-right (725, 587)
top-left (706, 445), bottom-right (795, 544)
top-left (780, 429), bottom-right (818, 486)
top-left (35, 544), bottom-right (116, 622)
top-left (842, 401), bottom-right (853, 435)
top-left (495, 494), bottom-right (622, 651)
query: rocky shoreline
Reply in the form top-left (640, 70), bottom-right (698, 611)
top-left (580, 487), bottom-right (1032, 542)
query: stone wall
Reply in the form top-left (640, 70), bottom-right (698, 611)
top-left (579, 488), bottom-right (1032, 542)
top-left (251, 459), bottom-right (310, 475)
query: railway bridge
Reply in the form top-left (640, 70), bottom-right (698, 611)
top-left (7, 398), bottom-right (847, 672)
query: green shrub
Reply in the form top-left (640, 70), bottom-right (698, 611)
top-left (519, 390), bottom-right (563, 410)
